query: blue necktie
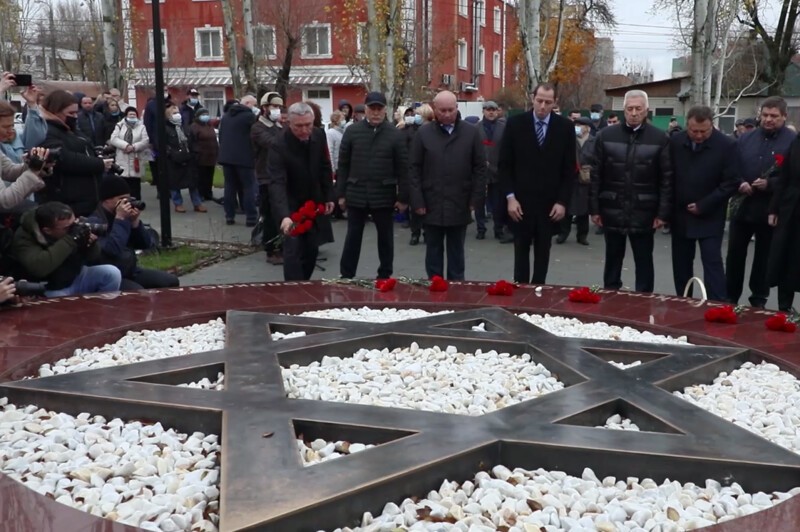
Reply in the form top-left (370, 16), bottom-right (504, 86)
top-left (536, 121), bottom-right (545, 145)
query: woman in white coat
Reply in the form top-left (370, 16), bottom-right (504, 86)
top-left (108, 106), bottom-right (150, 200)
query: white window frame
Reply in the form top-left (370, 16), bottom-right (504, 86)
top-left (492, 51), bottom-right (501, 78)
top-left (477, 46), bottom-right (485, 74)
top-left (195, 26), bottom-right (224, 61)
top-left (253, 25), bottom-right (277, 59)
top-left (478, 2), bottom-right (486, 27)
top-left (144, 0), bottom-right (165, 3)
top-left (201, 88), bottom-right (225, 118)
top-left (301, 23), bottom-right (332, 59)
top-left (458, 0), bottom-right (468, 17)
top-left (457, 39), bottom-right (468, 70)
top-left (493, 7), bottom-right (501, 33)
top-left (148, 29), bottom-right (168, 63)
top-left (356, 22), bottom-right (370, 55)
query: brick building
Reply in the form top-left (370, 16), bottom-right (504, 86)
top-left (125, 0), bottom-right (517, 119)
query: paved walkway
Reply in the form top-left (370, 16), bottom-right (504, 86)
top-left (137, 181), bottom-right (785, 310)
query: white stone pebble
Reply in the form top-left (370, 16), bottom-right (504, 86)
top-left (297, 439), bottom-right (374, 466)
top-left (609, 360), bottom-right (644, 370)
top-left (282, 344), bottom-right (563, 416)
top-left (675, 361), bottom-right (800, 454)
top-left (517, 313), bottom-right (690, 344)
top-left (330, 466), bottom-right (799, 532)
top-left (178, 373), bottom-right (225, 391)
top-left (0, 401), bottom-right (220, 531)
top-left (298, 307), bottom-right (452, 323)
top-left (600, 414), bottom-right (641, 431)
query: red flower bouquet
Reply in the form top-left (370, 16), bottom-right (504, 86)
top-left (487, 280), bottom-right (516, 296)
top-left (268, 201), bottom-right (326, 247)
top-left (568, 286), bottom-right (601, 304)
top-left (375, 278), bottom-right (397, 292)
top-left (765, 312), bottom-right (798, 333)
top-left (397, 275), bottom-right (449, 292)
top-left (704, 305), bottom-right (742, 324)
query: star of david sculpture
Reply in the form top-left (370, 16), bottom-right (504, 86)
top-left (2, 307), bottom-right (799, 531)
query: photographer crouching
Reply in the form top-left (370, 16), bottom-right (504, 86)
top-left (7, 202), bottom-right (121, 297)
top-left (86, 177), bottom-right (179, 290)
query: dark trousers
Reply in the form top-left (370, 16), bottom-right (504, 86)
top-left (410, 211), bottom-right (424, 237)
top-left (123, 177), bottom-right (142, 202)
top-left (222, 164), bottom-right (258, 224)
top-left (148, 160), bottom-right (159, 188)
top-left (340, 206), bottom-right (394, 279)
top-left (513, 215), bottom-right (553, 284)
top-left (558, 215), bottom-right (589, 241)
top-left (603, 231), bottom-right (655, 292)
top-left (475, 199), bottom-right (488, 235)
top-left (671, 233), bottom-right (726, 301)
top-left (120, 268), bottom-right (180, 290)
top-left (489, 183), bottom-right (509, 236)
top-left (725, 219), bottom-right (794, 309)
top-left (197, 165), bottom-right (215, 200)
top-left (424, 224), bottom-right (466, 280)
top-left (282, 232), bottom-right (318, 280)
top-left (258, 184), bottom-right (280, 255)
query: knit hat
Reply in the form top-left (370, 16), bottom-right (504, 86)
top-left (100, 176), bottom-right (131, 201)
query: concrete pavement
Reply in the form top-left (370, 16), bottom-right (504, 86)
top-left (137, 181), bottom-right (786, 310)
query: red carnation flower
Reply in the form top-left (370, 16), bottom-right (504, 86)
top-left (774, 153), bottom-right (785, 167)
top-left (317, 203), bottom-right (326, 215)
top-left (429, 275), bottom-right (449, 292)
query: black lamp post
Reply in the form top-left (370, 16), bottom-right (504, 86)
top-left (150, 0), bottom-right (172, 247)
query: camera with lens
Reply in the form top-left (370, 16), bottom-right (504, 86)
top-left (0, 277), bottom-right (47, 297)
top-left (27, 147), bottom-right (61, 172)
top-left (94, 145), bottom-right (125, 176)
top-left (127, 198), bottom-right (146, 211)
top-left (75, 217), bottom-right (108, 237)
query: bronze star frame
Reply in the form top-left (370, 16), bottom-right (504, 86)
top-left (2, 307), bottom-right (800, 531)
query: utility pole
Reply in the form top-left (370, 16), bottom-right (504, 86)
top-left (48, 2), bottom-right (58, 80)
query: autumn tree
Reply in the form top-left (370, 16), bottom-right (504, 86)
top-left (740, 0), bottom-right (800, 95)
top-left (0, 0), bottom-right (39, 72)
top-left (51, 0), bottom-right (105, 81)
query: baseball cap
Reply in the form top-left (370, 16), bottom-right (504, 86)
top-left (482, 100), bottom-right (499, 110)
top-left (188, 88), bottom-right (199, 95)
top-left (575, 117), bottom-right (593, 126)
top-left (743, 118), bottom-right (757, 128)
top-left (735, 119), bottom-right (744, 126)
top-left (364, 92), bottom-right (387, 107)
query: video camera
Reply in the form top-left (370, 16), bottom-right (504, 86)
top-left (94, 145), bottom-right (125, 176)
top-left (0, 277), bottom-right (47, 297)
top-left (26, 147), bottom-right (61, 172)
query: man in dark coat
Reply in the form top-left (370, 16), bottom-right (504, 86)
top-left (476, 100), bottom-right (510, 242)
top-left (590, 89), bottom-right (672, 293)
top-left (500, 83), bottom-right (576, 284)
top-left (337, 91), bottom-right (408, 279)
top-left (726, 96), bottom-right (795, 310)
top-left (768, 134), bottom-right (800, 307)
top-left (266, 102), bottom-right (334, 281)
top-left (557, 116), bottom-right (593, 245)
top-left (180, 88), bottom-right (203, 127)
top-left (218, 95), bottom-right (259, 226)
top-left (409, 91), bottom-right (485, 280)
top-left (669, 105), bottom-right (739, 301)
top-left (143, 91), bottom-right (172, 189)
top-left (76, 96), bottom-right (107, 148)
top-left (251, 92), bottom-right (284, 265)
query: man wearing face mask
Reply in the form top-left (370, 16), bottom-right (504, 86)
top-left (589, 104), bottom-right (607, 135)
top-left (218, 95), bottom-right (259, 226)
top-left (39, 90), bottom-right (114, 217)
top-left (251, 92), bottom-right (285, 265)
top-left (188, 108), bottom-right (220, 202)
top-left (181, 89), bottom-right (204, 127)
top-left (556, 116), bottom-right (594, 245)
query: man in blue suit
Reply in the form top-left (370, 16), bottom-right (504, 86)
top-left (669, 105), bottom-right (739, 301)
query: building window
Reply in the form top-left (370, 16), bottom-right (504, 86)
top-left (654, 107), bottom-right (674, 116)
top-left (457, 39), bottom-right (467, 70)
top-left (301, 24), bottom-right (331, 58)
top-left (478, 2), bottom-right (486, 27)
top-left (254, 25), bottom-right (277, 59)
top-left (493, 51), bottom-right (500, 78)
top-left (717, 106), bottom-right (736, 134)
top-left (494, 7), bottom-right (501, 33)
top-left (477, 46), bottom-right (485, 74)
top-left (148, 29), bottom-right (168, 63)
top-left (195, 27), bottom-right (223, 61)
top-left (356, 22), bottom-right (370, 54)
top-left (201, 89), bottom-right (225, 118)
top-left (458, 0), bottom-right (468, 17)
top-left (306, 89), bottom-right (330, 99)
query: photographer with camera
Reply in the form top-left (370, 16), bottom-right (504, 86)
top-left (7, 201), bottom-right (121, 297)
top-left (39, 90), bottom-right (115, 217)
top-left (0, 101), bottom-right (52, 210)
top-left (87, 176), bottom-right (178, 290)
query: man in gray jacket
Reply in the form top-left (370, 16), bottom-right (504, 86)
top-left (409, 91), bottom-right (486, 280)
top-left (337, 92), bottom-right (408, 279)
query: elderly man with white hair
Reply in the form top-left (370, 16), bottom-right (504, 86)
top-left (589, 89), bottom-right (673, 293)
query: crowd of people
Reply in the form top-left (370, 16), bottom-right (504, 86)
top-left (1, 68), bottom-right (799, 313)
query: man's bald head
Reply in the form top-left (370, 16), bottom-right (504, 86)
top-left (433, 91), bottom-right (458, 125)
top-left (241, 95), bottom-right (258, 109)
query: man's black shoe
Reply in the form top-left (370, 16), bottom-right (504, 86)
top-left (476, 232), bottom-right (486, 240)
top-left (409, 234), bottom-right (420, 246)
top-left (577, 237), bottom-right (589, 245)
top-left (213, 197), bottom-right (224, 205)
top-left (555, 234), bottom-right (567, 244)
top-left (500, 235), bottom-right (514, 244)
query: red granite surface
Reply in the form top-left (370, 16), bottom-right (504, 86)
top-left (0, 282), bottom-right (798, 532)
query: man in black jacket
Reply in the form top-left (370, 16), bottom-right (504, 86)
top-left (726, 96), bottom-right (796, 310)
top-left (180, 88), bottom-right (203, 127)
top-left (500, 84), bottom-right (576, 283)
top-left (337, 92), bottom-right (408, 279)
top-left (266, 102), bottom-right (334, 281)
top-left (218, 95), bottom-right (259, 226)
top-left (76, 96), bottom-right (107, 148)
top-left (590, 89), bottom-right (672, 293)
top-left (669, 105), bottom-right (738, 301)
top-left (251, 92), bottom-right (284, 265)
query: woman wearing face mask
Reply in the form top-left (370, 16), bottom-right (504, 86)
top-left (108, 107), bottom-right (150, 200)
top-left (405, 104), bottom-right (431, 245)
top-left (189, 108), bottom-right (219, 202)
top-left (102, 100), bottom-right (122, 143)
top-left (39, 90), bottom-right (114, 216)
top-left (164, 103), bottom-right (206, 213)
top-left (251, 92), bottom-right (284, 264)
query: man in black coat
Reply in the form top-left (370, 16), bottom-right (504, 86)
top-left (180, 88), bottom-right (203, 127)
top-left (409, 91), bottom-right (485, 280)
top-left (218, 95), bottom-right (259, 226)
top-left (726, 96), bottom-right (796, 310)
top-left (590, 90), bottom-right (672, 293)
top-left (499, 83), bottom-right (576, 284)
top-left (669, 105), bottom-right (738, 301)
top-left (266, 102), bottom-right (334, 281)
top-left (476, 100), bottom-right (510, 242)
top-left (337, 92), bottom-right (408, 279)
top-left (76, 96), bottom-right (107, 148)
